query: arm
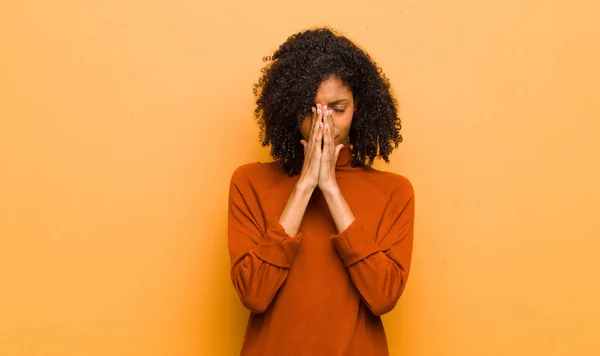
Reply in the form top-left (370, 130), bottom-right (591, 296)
top-left (322, 180), bottom-right (415, 316)
top-left (278, 181), bottom-right (315, 237)
top-left (228, 167), bottom-right (314, 313)
top-left (229, 105), bottom-right (323, 313)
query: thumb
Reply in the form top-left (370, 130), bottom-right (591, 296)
top-left (334, 144), bottom-right (344, 161)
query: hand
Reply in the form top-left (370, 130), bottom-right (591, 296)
top-left (318, 105), bottom-right (344, 192)
top-left (299, 104), bottom-right (325, 190)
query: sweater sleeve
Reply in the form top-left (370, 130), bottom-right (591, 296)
top-left (330, 179), bottom-right (414, 316)
top-left (227, 166), bottom-right (302, 314)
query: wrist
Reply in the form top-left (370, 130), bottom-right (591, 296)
top-left (295, 179), bottom-right (317, 194)
top-left (320, 182), bottom-right (340, 197)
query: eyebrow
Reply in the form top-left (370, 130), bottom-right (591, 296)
top-left (326, 99), bottom-right (350, 105)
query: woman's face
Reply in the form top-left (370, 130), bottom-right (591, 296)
top-left (300, 76), bottom-right (355, 146)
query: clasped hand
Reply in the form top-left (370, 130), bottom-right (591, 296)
top-left (299, 104), bottom-right (345, 191)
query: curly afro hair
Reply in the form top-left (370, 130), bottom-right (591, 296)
top-left (252, 27), bottom-right (403, 176)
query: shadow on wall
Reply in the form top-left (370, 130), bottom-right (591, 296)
top-left (206, 220), bottom-right (249, 354)
top-left (204, 144), bottom-right (280, 354)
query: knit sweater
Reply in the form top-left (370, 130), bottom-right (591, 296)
top-left (227, 144), bottom-right (414, 355)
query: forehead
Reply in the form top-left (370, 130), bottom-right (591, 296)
top-left (314, 77), bottom-right (353, 103)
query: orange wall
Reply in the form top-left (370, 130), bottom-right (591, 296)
top-left (1, 1), bottom-right (599, 355)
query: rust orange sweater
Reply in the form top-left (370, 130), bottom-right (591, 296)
top-left (227, 145), bottom-right (414, 355)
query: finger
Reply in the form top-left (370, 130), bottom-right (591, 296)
top-left (328, 110), bottom-right (335, 144)
top-left (320, 105), bottom-right (327, 138)
top-left (323, 113), bottom-right (330, 159)
top-left (325, 109), bottom-right (334, 151)
top-left (300, 139), bottom-right (307, 148)
top-left (313, 105), bottom-right (323, 143)
top-left (323, 111), bottom-right (331, 150)
top-left (307, 107), bottom-right (317, 147)
top-left (310, 105), bottom-right (322, 147)
top-left (315, 120), bottom-right (324, 149)
top-left (318, 104), bottom-right (324, 128)
top-left (329, 109), bottom-right (335, 143)
top-left (328, 110), bottom-right (335, 154)
top-left (312, 105), bottom-right (324, 152)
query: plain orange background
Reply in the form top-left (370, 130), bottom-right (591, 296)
top-left (1, 0), bottom-right (599, 355)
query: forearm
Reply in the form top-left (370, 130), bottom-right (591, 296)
top-left (325, 186), bottom-right (415, 316)
top-left (331, 223), bottom-right (411, 315)
top-left (278, 181), bottom-right (314, 236)
top-left (322, 184), bottom-right (355, 233)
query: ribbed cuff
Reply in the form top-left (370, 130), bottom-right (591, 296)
top-left (254, 221), bottom-right (302, 268)
top-left (331, 219), bottom-right (379, 267)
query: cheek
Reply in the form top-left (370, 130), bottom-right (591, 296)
top-left (299, 118), bottom-right (311, 140)
top-left (333, 113), bottom-right (353, 133)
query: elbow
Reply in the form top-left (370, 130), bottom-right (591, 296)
top-left (230, 263), bottom-right (277, 314)
top-left (366, 283), bottom-right (407, 316)
top-left (232, 276), bottom-right (271, 313)
top-left (368, 296), bottom-right (398, 316)
top-left (239, 294), bottom-right (270, 314)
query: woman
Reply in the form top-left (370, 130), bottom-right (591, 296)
top-left (227, 27), bottom-right (414, 355)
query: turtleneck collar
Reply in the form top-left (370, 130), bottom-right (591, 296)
top-left (336, 144), bottom-right (353, 168)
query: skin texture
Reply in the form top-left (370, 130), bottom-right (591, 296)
top-left (279, 79), bottom-right (356, 237)
top-left (299, 76), bottom-right (354, 147)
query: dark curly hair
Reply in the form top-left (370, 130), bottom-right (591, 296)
top-left (252, 27), bottom-right (403, 175)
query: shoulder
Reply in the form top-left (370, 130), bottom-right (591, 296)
top-left (357, 166), bottom-right (414, 200)
top-left (229, 160), bottom-right (289, 195)
top-left (363, 168), bottom-right (415, 220)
